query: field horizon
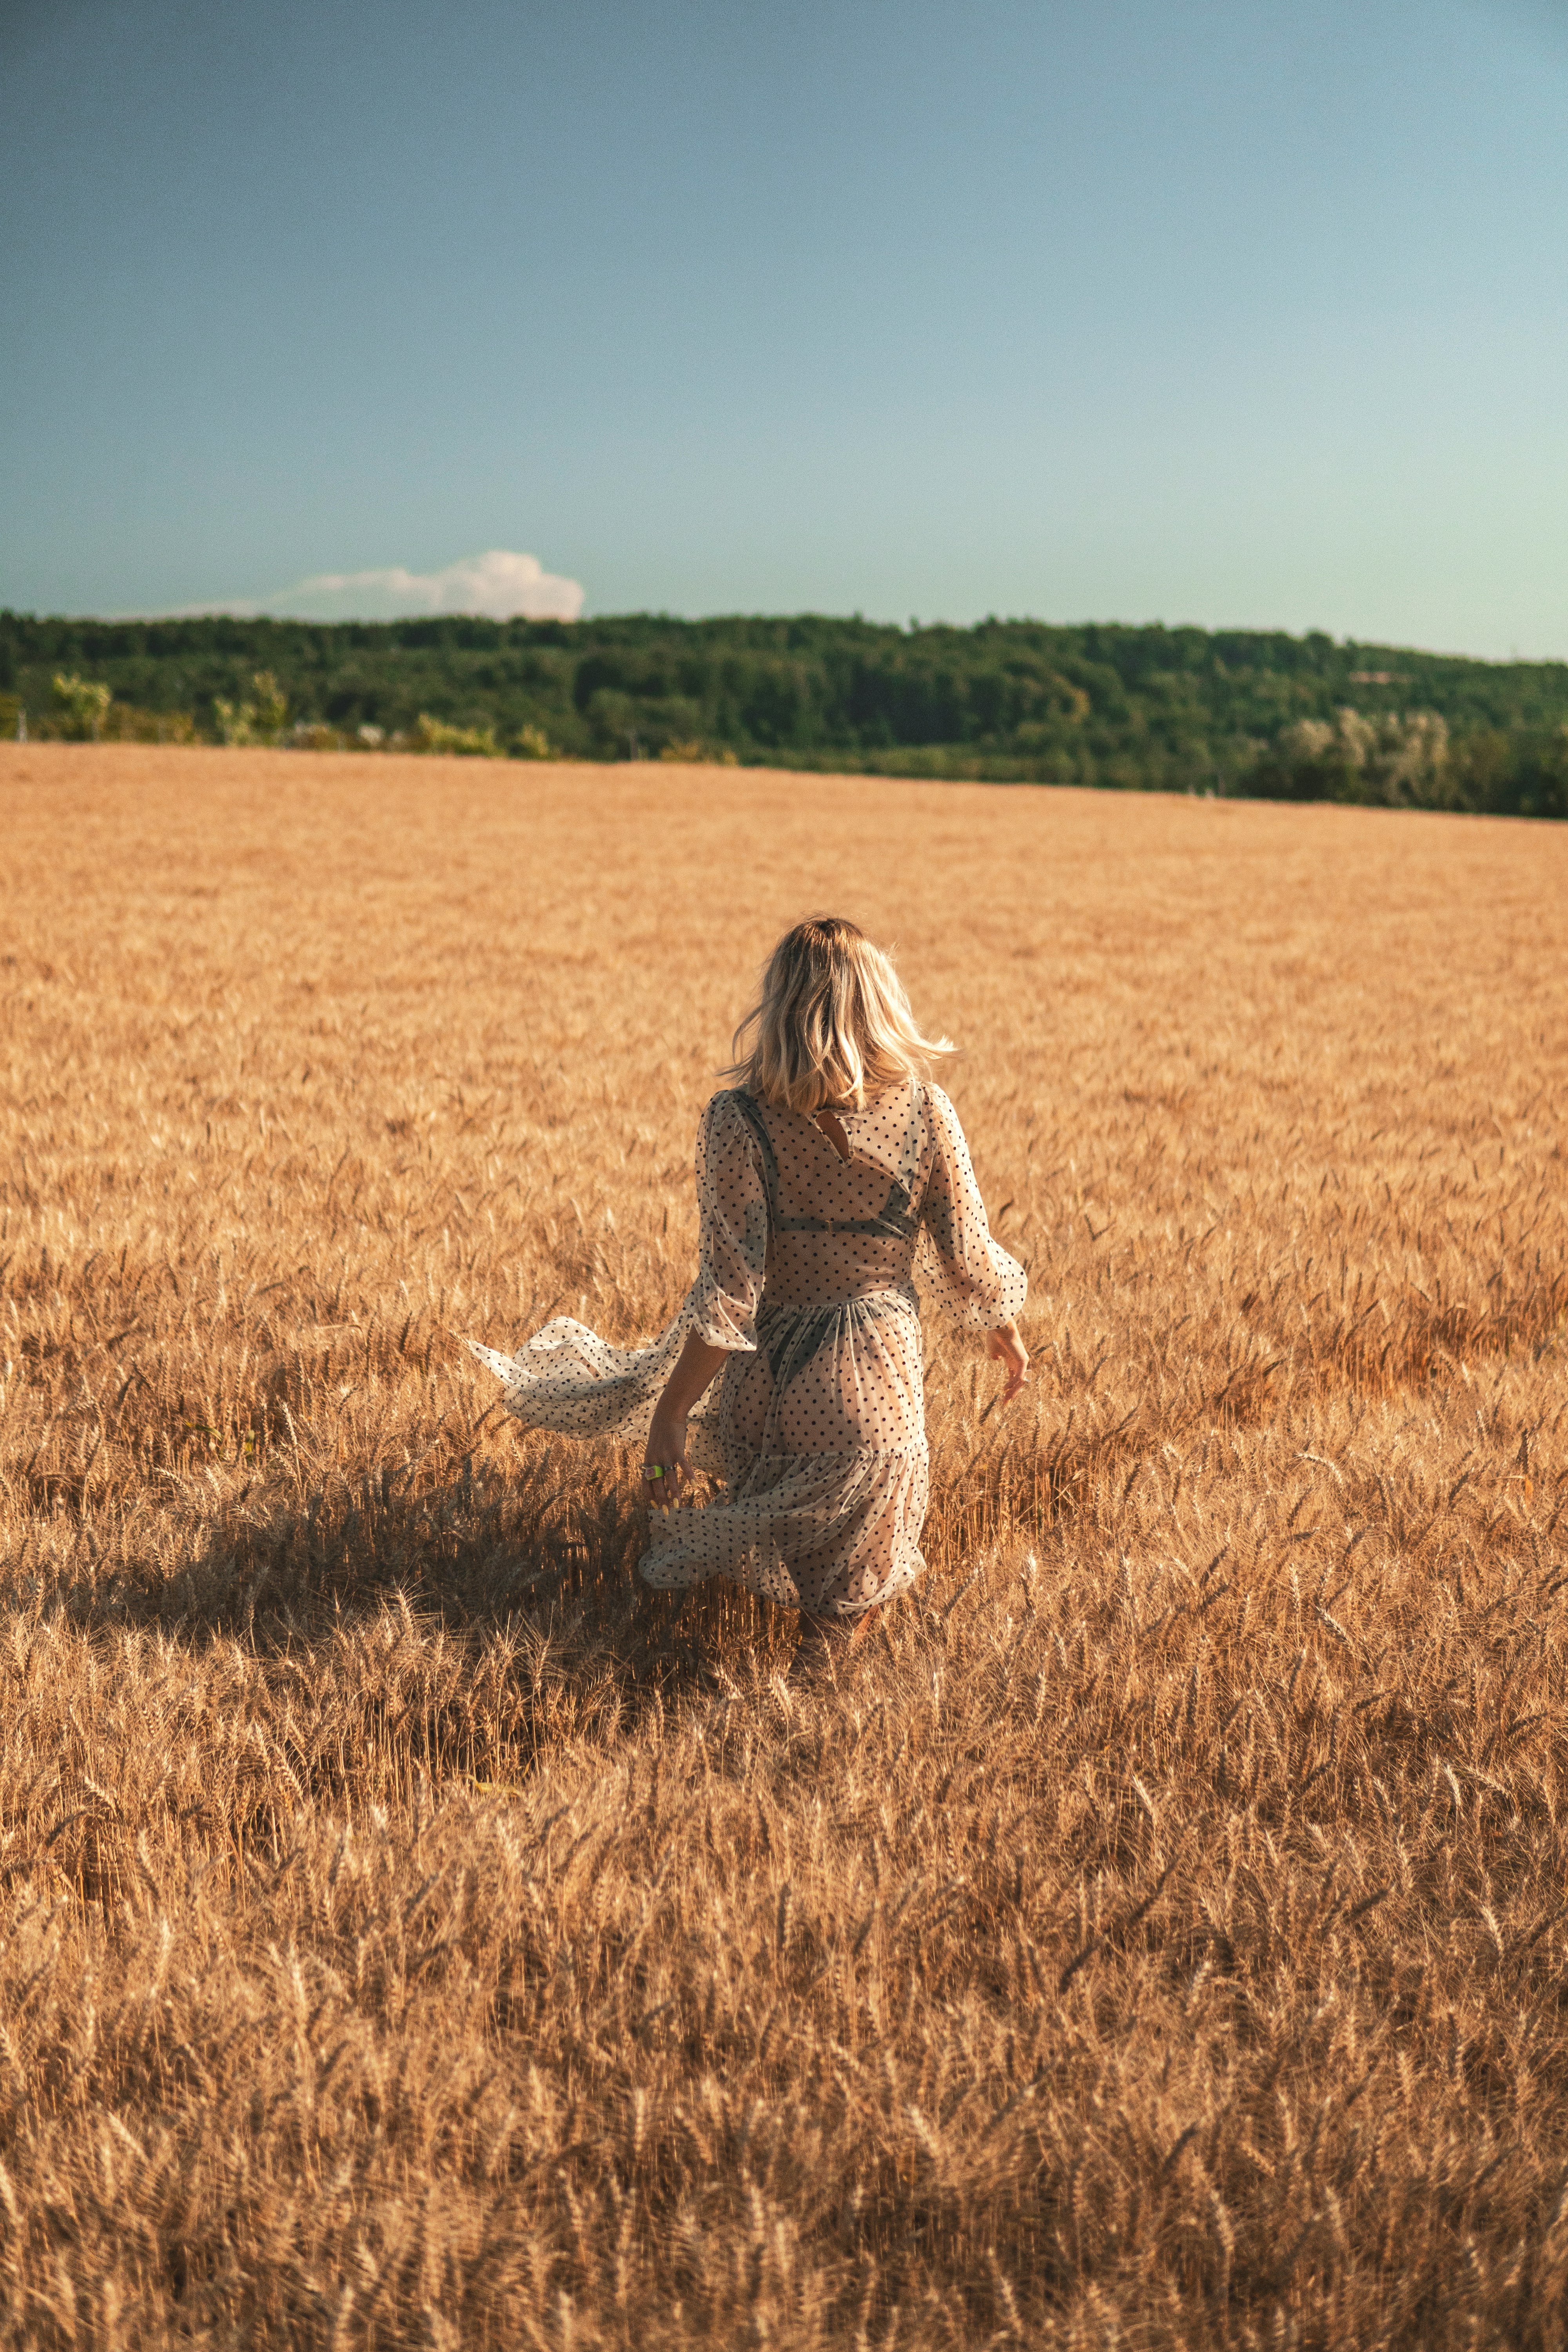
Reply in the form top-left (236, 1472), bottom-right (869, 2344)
top-left (7, 610), bottom-right (1568, 812)
top-left (2, 742), bottom-right (1566, 2347)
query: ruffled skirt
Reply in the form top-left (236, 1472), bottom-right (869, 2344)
top-left (469, 1284), bottom-right (929, 1616)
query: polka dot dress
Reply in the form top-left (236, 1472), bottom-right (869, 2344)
top-left (469, 1081), bottom-right (1026, 1618)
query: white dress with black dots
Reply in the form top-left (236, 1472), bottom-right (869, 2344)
top-left (469, 1081), bottom-right (1025, 1617)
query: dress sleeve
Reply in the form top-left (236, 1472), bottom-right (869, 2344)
top-left (915, 1085), bottom-right (1028, 1330)
top-left (683, 1092), bottom-right (769, 1351)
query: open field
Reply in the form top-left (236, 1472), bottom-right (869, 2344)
top-left (2, 742), bottom-right (1566, 2348)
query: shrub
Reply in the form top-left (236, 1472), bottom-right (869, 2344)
top-left (513, 724), bottom-right (553, 760)
top-left (100, 703), bottom-right (198, 744)
top-left (410, 713), bottom-right (505, 758)
top-left (215, 671), bottom-right (289, 747)
top-left (51, 673), bottom-right (113, 741)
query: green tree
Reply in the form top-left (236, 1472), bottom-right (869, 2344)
top-left (1247, 708), bottom-right (1452, 806)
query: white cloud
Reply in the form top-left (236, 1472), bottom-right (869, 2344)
top-left (166, 550), bottom-right (584, 623)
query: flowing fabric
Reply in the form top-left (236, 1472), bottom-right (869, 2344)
top-left (468, 1081), bottom-right (1025, 1616)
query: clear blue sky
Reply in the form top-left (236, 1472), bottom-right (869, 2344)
top-left (3, 0), bottom-right (1566, 653)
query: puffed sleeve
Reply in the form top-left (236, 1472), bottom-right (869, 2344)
top-left (683, 1092), bottom-right (769, 1351)
top-left (915, 1084), bottom-right (1027, 1330)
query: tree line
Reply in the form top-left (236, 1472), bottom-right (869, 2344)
top-left (2, 609), bottom-right (1564, 815)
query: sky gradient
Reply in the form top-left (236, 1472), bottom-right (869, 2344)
top-left (2, 0), bottom-right (1566, 653)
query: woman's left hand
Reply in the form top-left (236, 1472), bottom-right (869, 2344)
top-left (642, 1405), bottom-right (691, 1508)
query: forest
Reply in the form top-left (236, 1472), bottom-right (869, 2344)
top-left (2, 607), bottom-right (1565, 813)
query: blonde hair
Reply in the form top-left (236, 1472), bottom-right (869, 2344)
top-left (725, 916), bottom-right (955, 1115)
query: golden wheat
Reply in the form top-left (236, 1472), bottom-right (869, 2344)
top-left (1, 742), bottom-right (1566, 2348)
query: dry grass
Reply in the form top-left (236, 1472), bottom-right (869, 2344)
top-left (2, 742), bottom-right (1566, 2348)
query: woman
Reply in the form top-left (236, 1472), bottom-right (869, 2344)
top-left (470, 917), bottom-right (1028, 1660)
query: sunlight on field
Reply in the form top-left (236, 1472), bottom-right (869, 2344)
top-left (2, 742), bottom-right (1566, 2347)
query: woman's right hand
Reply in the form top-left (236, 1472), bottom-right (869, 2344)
top-left (639, 1332), bottom-right (728, 1507)
top-left (642, 1402), bottom-right (691, 1508)
top-left (985, 1321), bottom-right (1030, 1403)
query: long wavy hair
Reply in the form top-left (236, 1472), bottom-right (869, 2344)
top-left (724, 916), bottom-right (955, 1115)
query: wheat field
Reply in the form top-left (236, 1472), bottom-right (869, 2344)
top-left (1, 742), bottom-right (1566, 2349)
